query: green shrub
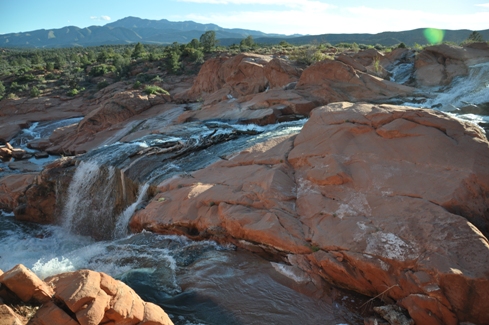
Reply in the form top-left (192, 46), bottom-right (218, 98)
top-left (0, 81), bottom-right (5, 99)
top-left (67, 87), bottom-right (84, 96)
top-left (89, 64), bottom-right (115, 77)
top-left (67, 88), bottom-right (79, 96)
top-left (97, 80), bottom-right (109, 90)
top-left (30, 86), bottom-right (40, 97)
top-left (133, 81), bottom-right (142, 89)
top-left (143, 85), bottom-right (169, 96)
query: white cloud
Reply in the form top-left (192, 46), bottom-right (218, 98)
top-left (182, 5), bottom-right (489, 35)
top-left (90, 16), bottom-right (111, 21)
top-left (178, 0), bottom-right (334, 11)
top-left (476, 3), bottom-right (489, 8)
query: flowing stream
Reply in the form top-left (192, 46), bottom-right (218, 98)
top-left (403, 62), bottom-right (489, 132)
top-left (0, 118), bottom-right (365, 325)
top-left (2, 58), bottom-right (487, 324)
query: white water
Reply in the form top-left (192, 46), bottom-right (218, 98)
top-left (403, 62), bottom-right (489, 128)
top-left (1, 119), bottom-right (367, 324)
top-left (62, 161), bottom-right (115, 234)
top-left (114, 183), bottom-right (150, 238)
top-left (9, 117), bottom-right (83, 148)
top-left (389, 62), bottom-right (414, 84)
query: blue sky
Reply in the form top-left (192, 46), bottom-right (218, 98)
top-left (0, 0), bottom-right (488, 35)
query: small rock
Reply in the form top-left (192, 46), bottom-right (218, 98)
top-left (28, 301), bottom-right (79, 325)
top-left (10, 148), bottom-right (27, 160)
top-left (8, 160), bottom-right (43, 173)
top-left (0, 304), bottom-right (23, 325)
top-left (0, 264), bottom-right (53, 304)
top-left (34, 152), bottom-right (49, 159)
top-left (374, 305), bottom-right (414, 325)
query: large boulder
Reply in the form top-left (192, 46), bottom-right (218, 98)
top-left (131, 102), bottom-right (489, 325)
top-left (295, 60), bottom-right (414, 104)
top-left (45, 89), bottom-right (169, 155)
top-left (0, 305), bottom-right (24, 325)
top-left (179, 54), bottom-right (272, 103)
top-left (0, 173), bottom-right (37, 211)
top-left (0, 96), bottom-right (87, 143)
top-left (0, 265), bottom-right (173, 325)
top-left (0, 264), bottom-right (53, 304)
top-left (414, 43), bottom-right (489, 87)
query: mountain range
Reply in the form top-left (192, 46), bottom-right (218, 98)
top-left (1, 16), bottom-right (487, 48)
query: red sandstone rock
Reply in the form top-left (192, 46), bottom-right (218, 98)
top-left (414, 43), bottom-right (489, 87)
top-left (0, 264), bottom-right (53, 303)
top-left (0, 304), bottom-right (24, 325)
top-left (132, 102), bottom-right (489, 325)
top-left (296, 60), bottom-right (414, 104)
top-left (0, 96), bottom-right (88, 143)
top-left (140, 302), bottom-right (173, 325)
top-left (263, 57), bottom-right (303, 89)
top-left (45, 269), bottom-right (173, 325)
top-left (0, 173), bottom-right (37, 210)
top-left (28, 301), bottom-right (79, 325)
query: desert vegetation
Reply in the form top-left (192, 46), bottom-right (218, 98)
top-left (0, 30), bottom-right (485, 102)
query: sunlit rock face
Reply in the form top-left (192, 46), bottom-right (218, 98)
top-left (0, 264), bottom-right (174, 325)
top-left (131, 102), bottom-right (489, 325)
top-left (414, 42), bottom-right (489, 87)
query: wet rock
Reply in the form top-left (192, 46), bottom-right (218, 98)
top-left (14, 157), bottom-right (76, 224)
top-left (0, 173), bottom-right (37, 210)
top-left (0, 264), bottom-right (53, 304)
top-left (27, 139), bottom-right (51, 151)
top-left (45, 88), bottom-right (169, 155)
top-left (33, 152), bottom-right (49, 159)
top-left (0, 96), bottom-right (88, 143)
top-left (8, 161), bottom-right (43, 173)
top-left (414, 43), bottom-right (489, 87)
top-left (132, 102), bottom-right (489, 325)
top-left (10, 149), bottom-right (28, 160)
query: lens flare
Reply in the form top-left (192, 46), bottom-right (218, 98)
top-left (423, 28), bottom-right (445, 44)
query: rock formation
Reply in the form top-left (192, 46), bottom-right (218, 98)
top-left (2, 44), bottom-right (489, 325)
top-left (0, 264), bottom-right (173, 325)
top-left (414, 42), bottom-right (489, 87)
top-left (130, 102), bottom-right (489, 325)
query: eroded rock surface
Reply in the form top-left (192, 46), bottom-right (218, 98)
top-left (0, 264), bottom-right (173, 325)
top-left (131, 102), bottom-right (489, 325)
top-left (414, 43), bottom-right (489, 87)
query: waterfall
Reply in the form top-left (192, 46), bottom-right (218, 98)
top-left (405, 62), bottom-right (489, 112)
top-left (62, 161), bottom-right (105, 233)
top-left (61, 160), bottom-right (140, 240)
top-left (113, 183), bottom-right (150, 239)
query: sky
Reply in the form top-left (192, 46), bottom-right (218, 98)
top-left (0, 0), bottom-right (488, 36)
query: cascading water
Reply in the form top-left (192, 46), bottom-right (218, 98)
top-left (62, 161), bottom-right (119, 239)
top-left (9, 117), bottom-right (83, 148)
top-left (113, 182), bottom-right (150, 238)
top-left (1, 119), bottom-right (368, 324)
top-left (404, 62), bottom-right (489, 131)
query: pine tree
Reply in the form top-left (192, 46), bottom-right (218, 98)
top-left (465, 31), bottom-right (484, 43)
top-left (200, 31), bottom-right (217, 53)
top-left (132, 42), bottom-right (146, 59)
